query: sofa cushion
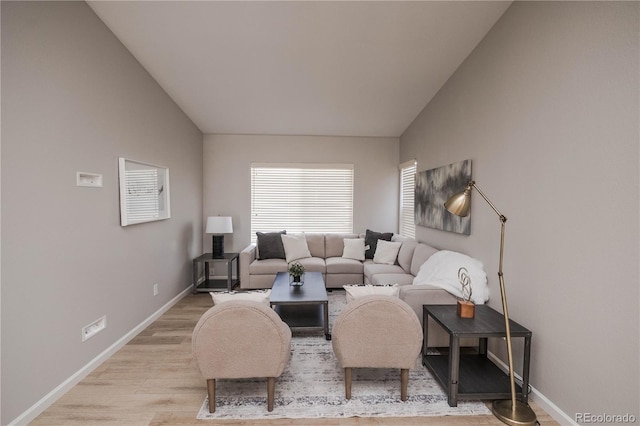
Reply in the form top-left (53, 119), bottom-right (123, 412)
top-left (295, 257), bottom-right (326, 273)
top-left (395, 238), bottom-right (418, 273)
top-left (410, 243), bottom-right (439, 276)
top-left (343, 284), bottom-right (399, 303)
top-left (364, 261), bottom-right (405, 280)
top-left (325, 233), bottom-right (359, 258)
top-left (249, 258), bottom-right (288, 275)
top-left (342, 238), bottom-right (366, 261)
top-left (256, 231), bottom-right (286, 260)
top-left (305, 233), bottom-right (326, 258)
top-left (326, 257), bottom-right (365, 274)
top-left (364, 229), bottom-right (393, 259)
top-left (371, 273), bottom-right (415, 286)
top-left (281, 233), bottom-right (311, 262)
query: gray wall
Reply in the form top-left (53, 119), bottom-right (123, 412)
top-left (1, 2), bottom-right (203, 423)
top-left (401, 1), bottom-right (639, 421)
top-left (203, 134), bottom-right (399, 253)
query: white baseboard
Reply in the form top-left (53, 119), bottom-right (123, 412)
top-left (8, 286), bottom-right (193, 426)
top-left (487, 351), bottom-right (577, 426)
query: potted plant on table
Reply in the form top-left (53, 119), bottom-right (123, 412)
top-left (288, 262), bottom-right (305, 286)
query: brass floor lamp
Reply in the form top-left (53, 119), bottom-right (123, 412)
top-left (444, 181), bottom-right (537, 426)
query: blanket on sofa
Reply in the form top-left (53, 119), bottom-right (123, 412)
top-left (413, 250), bottom-right (489, 304)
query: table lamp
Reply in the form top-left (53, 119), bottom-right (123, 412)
top-left (206, 216), bottom-right (233, 258)
top-left (444, 180), bottom-right (537, 426)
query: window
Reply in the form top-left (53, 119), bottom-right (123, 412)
top-left (399, 160), bottom-right (416, 238)
top-left (250, 163), bottom-right (354, 243)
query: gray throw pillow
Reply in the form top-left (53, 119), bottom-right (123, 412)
top-left (256, 231), bottom-right (287, 260)
top-left (365, 229), bottom-right (393, 259)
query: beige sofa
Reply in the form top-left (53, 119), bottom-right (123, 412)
top-left (240, 232), bottom-right (461, 339)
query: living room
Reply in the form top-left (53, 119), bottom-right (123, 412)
top-left (2, 1), bottom-right (638, 425)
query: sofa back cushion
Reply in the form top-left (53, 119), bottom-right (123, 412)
top-left (395, 237), bottom-right (418, 273)
top-left (410, 243), bottom-right (439, 276)
top-left (305, 233), bottom-right (326, 258)
top-left (325, 233), bottom-right (360, 258)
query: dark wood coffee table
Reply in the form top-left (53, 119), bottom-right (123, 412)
top-left (270, 272), bottom-right (330, 340)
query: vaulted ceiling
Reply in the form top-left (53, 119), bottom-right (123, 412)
top-left (88, 1), bottom-right (511, 137)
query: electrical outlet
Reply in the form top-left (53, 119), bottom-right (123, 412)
top-left (82, 316), bottom-right (106, 342)
top-left (153, 283), bottom-right (159, 296)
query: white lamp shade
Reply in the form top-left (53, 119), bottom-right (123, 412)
top-left (206, 216), bottom-right (233, 234)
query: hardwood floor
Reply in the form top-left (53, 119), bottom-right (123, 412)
top-left (31, 293), bottom-right (558, 425)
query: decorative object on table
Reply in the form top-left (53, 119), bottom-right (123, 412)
top-left (415, 159), bottom-right (471, 235)
top-left (206, 216), bottom-right (233, 258)
top-left (456, 267), bottom-right (475, 318)
top-left (444, 180), bottom-right (537, 426)
top-left (288, 261), bottom-right (305, 285)
top-left (118, 158), bottom-right (170, 226)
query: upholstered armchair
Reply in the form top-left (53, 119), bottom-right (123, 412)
top-left (331, 295), bottom-right (423, 401)
top-left (192, 300), bottom-right (292, 413)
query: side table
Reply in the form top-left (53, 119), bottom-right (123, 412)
top-left (192, 252), bottom-right (239, 293)
top-left (422, 304), bottom-right (532, 407)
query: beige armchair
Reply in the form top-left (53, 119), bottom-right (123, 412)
top-left (331, 295), bottom-right (423, 401)
top-left (192, 300), bottom-right (292, 413)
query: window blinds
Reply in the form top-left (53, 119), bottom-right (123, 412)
top-left (399, 160), bottom-right (416, 238)
top-left (250, 164), bottom-right (354, 243)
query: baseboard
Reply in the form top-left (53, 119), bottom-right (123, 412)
top-left (8, 286), bottom-right (193, 426)
top-left (487, 351), bottom-right (577, 426)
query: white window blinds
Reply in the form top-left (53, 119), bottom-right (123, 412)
top-left (250, 164), bottom-right (354, 243)
top-left (399, 160), bottom-right (416, 238)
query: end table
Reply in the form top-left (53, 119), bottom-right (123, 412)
top-left (192, 252), bottom-right (239, 293)
top-left (422, 304), bottom-right (532, 407)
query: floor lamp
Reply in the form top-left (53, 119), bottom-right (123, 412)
top-left (444, 181), bottom-right (537, 426)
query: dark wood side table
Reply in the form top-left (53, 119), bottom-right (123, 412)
top-left (192, 252), bottom-right (239, 293)
top-left (422, 304), bottom-right (532, 407)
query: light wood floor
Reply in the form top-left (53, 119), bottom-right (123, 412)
top-left (32, 293), bottom-right (558, 425)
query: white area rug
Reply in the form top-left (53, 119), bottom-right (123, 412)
top-left (197, 292), bottom-right (491, 420)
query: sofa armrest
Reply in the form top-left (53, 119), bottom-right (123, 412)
top-left (398, 284), bottom-right (458, 327)
top-left (240, 244), bottom-right (257, 287)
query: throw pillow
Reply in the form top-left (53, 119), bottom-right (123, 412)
top-left (210, 290), bottom-right (271, 306)
top-left (342, 238), bottom-right (366, 261)
top-left (343, 284), bottom-right (399, 303)
top-left (364, 229), bottom-right (393, 259)
top-left (281, 233), bottom-right (312, 263)
top-left (256, 231), bottom-right (286, 260)
top-left (373, 240), bottom-right (402, 265)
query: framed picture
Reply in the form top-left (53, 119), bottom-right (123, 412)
top-left (118, 158), bottom-right (171, 226)
top-left (415, 159), bottom-right (471, 235)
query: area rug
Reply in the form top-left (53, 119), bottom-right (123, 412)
top-left (197, 292), bottom-right (491, 420)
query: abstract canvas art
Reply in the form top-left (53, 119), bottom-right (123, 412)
top-left (415, 159), bottom-right (471, 235)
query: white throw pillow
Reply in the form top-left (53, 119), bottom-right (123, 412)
top-left (281, 233), bottom-right (312, 263)
top-left (210, 290), bottom-right (271, 306)
top-left (343, 284), bottom-right (399, 303)
top-left (342, 238), bottom-right (366, 261)
top-left (373, 240), bottom-right (402, 265)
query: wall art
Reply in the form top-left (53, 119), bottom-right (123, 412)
top-left (415, 159), bottom-right (471, 235)
top-left (118, 158), bottom-right (170, 226)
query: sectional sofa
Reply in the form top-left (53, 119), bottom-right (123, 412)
top-left (239, 232), bottom-right (475, 346)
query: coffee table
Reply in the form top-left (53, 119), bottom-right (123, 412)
top-left (270, 272), bottom-right (331, 340)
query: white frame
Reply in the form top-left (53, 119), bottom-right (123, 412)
top-left (118, 158), bottom-right (171, 226)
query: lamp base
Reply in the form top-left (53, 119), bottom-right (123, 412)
top-left (211, 235), bottom-right (225, 258)
top-left (492, 400), bottom-right (537, 426)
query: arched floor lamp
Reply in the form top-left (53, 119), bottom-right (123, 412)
top-left (444, 181), bottom-right (537, 426)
